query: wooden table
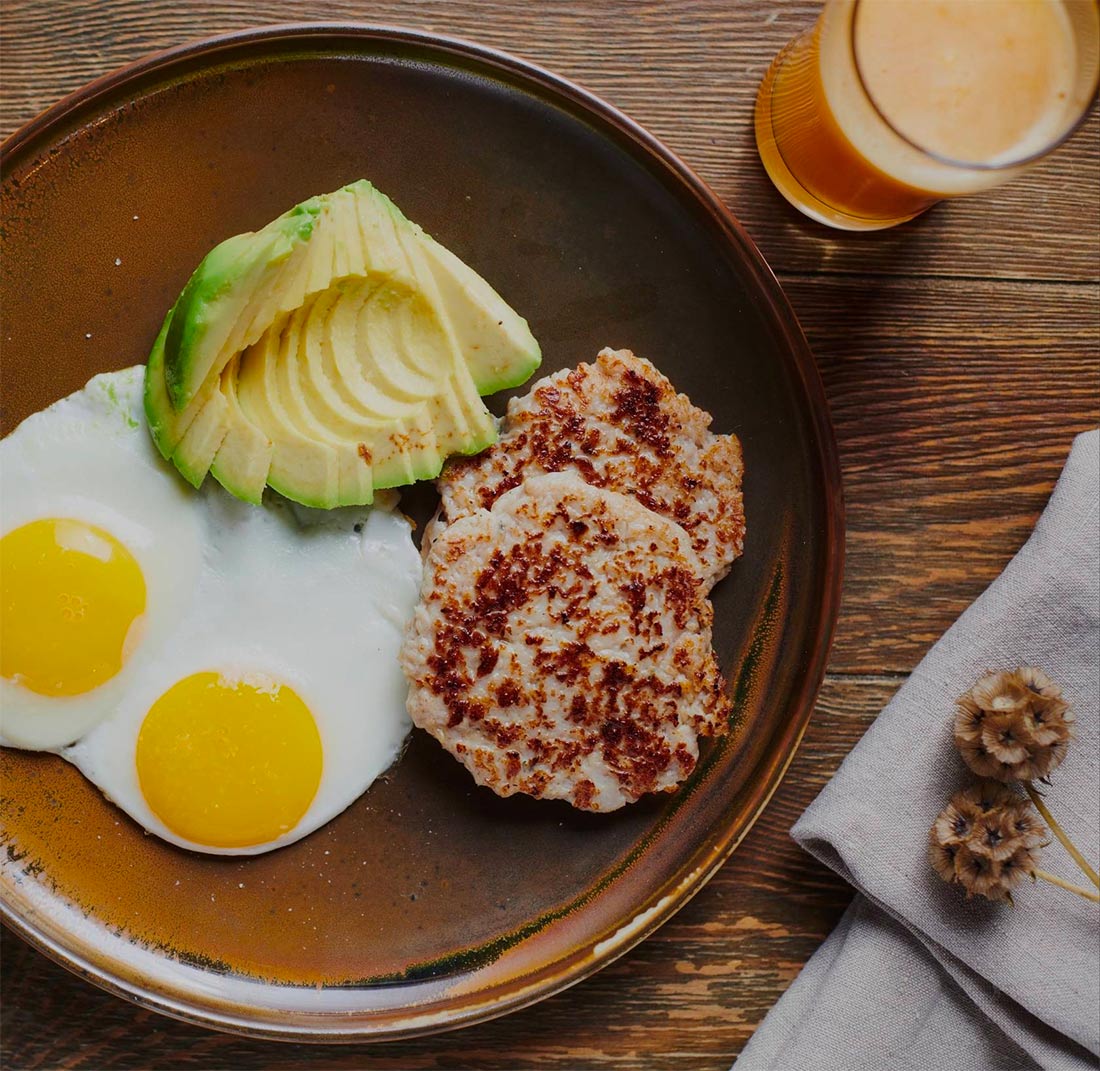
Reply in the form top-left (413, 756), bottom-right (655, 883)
top-left (2, 2), bottom-right (1097, 1068)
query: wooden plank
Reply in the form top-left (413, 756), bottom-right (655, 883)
top-left (2, 0), bottom-right (1097, 283)
top-left (795, 276), bottom-right (1100, 674)
top-left (0, 677), bottom-right (894, 1070)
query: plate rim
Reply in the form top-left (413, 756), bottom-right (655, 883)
top-left (0, 20), bottom-right (845, 1043)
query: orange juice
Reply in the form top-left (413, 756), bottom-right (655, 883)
top-left (755, 0), bottom-right (1099, 230)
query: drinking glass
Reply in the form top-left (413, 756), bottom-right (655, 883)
top-left (755, 0), bottom-right (1100, 230)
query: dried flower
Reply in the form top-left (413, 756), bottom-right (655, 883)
top-left (952, 844), bottom-right (1023, 902)
top-left (934, 669), bottom-right (1098, 904)
top-left (928, 781), bottom-right (1045, 902)
top-left (928, 839), bottom-right (959, 883)
top-left (1007, 805), bottom-right (1049, 853)
top-left (954, 667), bottom-right (1074, 782)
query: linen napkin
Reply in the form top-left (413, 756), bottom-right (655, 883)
top-left (736, 430), bottom-right (1100, 1071)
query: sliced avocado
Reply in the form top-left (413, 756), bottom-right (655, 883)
top-left (145, 305), bottom-right (221, 461)
top-left (414, 229), bottom-right (542, 394)
top-left (165, 202), bottom-right (322, 410)
top-left (234, 313), bottom-right (345, 509)
top-left (172, 390), bottom-right (230, 489)
top-left (207, 356), bottom-right (272, 505)
top-left (145, 180), bottom-right (538, 507)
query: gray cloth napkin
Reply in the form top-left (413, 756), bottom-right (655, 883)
top-left (736, 430), bottom-right (1100, 1071)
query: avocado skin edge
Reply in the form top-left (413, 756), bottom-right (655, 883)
top-left (143, 306), bottom-right (180, 466)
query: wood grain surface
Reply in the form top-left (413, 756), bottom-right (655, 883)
top-left (2, 2), bottom-right (1098, 1069)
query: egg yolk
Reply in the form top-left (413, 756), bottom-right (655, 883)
top-left (136, 672), bottom-right (323, 849)
top-left (0, 518), bottom-right (147, 697)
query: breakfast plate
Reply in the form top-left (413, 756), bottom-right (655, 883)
top-left (0, 24), bottom-right (843, 1040)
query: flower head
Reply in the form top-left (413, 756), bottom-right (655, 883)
top-left (928, 782), bottom-right (1044, 902)
top-left (954, 668), bottom-right (1074, 782)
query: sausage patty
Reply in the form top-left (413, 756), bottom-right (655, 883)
top-left (400, 472), bottom-right (731, 811)
top-left (427, 348), bottom-right (745, 589)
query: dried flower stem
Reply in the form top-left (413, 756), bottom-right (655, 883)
top-left (1033, 869), bottom-right (1100, 904)
top-left (1025, 782), bottom-right (1100, 890)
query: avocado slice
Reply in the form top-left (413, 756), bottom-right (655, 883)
top-left (145, 180), bottom-right (540, 507)
top-left (413, 231), bottom-right (544, 395)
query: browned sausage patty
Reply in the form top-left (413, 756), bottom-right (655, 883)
top-left (427, 348), bottom-right (745, 589)
top-left (401, 472), bottom-right (731, 811)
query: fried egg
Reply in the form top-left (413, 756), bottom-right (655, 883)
top-left (0, 367), bottom-right (420, 854)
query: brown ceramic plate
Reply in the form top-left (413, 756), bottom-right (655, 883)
top-left (0, 24), bottom-right (842, 1041)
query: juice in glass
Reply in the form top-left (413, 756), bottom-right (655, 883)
top-left (755, 0), bottom-right (1100, 230)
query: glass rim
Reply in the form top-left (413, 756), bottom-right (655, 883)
top-left (849, 0), bottom-right (1100, 172)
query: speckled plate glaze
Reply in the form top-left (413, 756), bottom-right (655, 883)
top-left (0, 24), bottom-right (843, 1041)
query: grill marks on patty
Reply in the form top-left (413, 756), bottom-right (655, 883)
top-left (428, 349), bottom-right (745, 588)
top-left (401, 474), bottom-right (731, 811)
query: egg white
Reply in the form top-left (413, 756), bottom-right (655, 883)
top-left (1, 368), bottom-right (421, 854)
top-left (0, 368), bottom-right (204, 749)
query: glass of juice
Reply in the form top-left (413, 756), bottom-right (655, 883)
top-left (755, 0), bottom-right (1100, 230)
